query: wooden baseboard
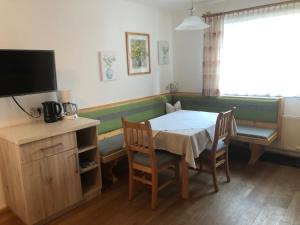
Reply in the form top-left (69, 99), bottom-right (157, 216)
top-left (265, 147), bottom-right (300, 158)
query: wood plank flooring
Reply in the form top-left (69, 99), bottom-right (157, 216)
top-left (0, 152), bottom-right (300, 225)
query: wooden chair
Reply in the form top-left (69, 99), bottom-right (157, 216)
top-left (121, 117), bottom-right (180, 209)
top-left (198, 109), bottom-right (234, 192)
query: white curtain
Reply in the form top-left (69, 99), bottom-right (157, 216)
top-left (219, 2), bottom-right (300, 97)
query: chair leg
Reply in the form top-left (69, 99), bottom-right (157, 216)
top-left (128, 167), bottom-right (134, 201)
top-left (212, 165), bottom-right (219, 193)
top-left (225, 150), bottom-right (230, 183)
top-left (174, 163), bottom-right (181, 193)
top-left (198, 157), bottom-right (203, 173)
top-left (151, 173), bottom-right (158, 210)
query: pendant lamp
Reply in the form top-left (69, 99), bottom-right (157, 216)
top-left (176, 0), bottom-right (209, 31)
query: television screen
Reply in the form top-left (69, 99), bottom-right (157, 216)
top-left (0, 50), bottom-right (57, 97)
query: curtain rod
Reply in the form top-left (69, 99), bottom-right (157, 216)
top-left (203, 0), bottom-right (300, 18)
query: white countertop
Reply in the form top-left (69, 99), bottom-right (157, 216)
top-left (0, 117), bottom-right (100, 145)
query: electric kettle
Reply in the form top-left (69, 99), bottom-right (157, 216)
top-left (62, 102), bottom-right (78, 120)
top-left (42, 101), bottom-right (63, 123)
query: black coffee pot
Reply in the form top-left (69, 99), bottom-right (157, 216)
top-left (42, 101), bottom-right (62, 123)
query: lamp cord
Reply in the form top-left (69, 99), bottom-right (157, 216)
top-left (190, 0), bottom-right (195, 15)
top-left (12, 96), bottom-right (41, 118)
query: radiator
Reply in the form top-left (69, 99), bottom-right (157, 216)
top-left (280, 115), bottom-right (300, 152)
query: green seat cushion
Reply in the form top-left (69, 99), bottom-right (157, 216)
top-left (99, 134), bottom-right (124, 156)
top-left (133, 150), bottom-right (180, 167)
top-left (237, 126), bottom-right (276, 140)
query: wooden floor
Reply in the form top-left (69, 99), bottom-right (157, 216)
top-left (1, 152), bottom-right (300, 225)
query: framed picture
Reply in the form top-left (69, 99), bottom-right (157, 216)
top-left (99, 51), bottom-right (117, 81)
top-left (125, 32), bottom-right (151, 75)
top-left (158, 41), bottom-right (170, 65)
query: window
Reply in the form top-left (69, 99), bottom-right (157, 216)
top-left (219, 9), bottom-right (300, 96)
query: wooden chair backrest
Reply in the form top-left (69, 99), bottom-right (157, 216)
top-left (121, 117), bottom-right (157, 166)
top-left (211, 109), bottom-right (234, 154)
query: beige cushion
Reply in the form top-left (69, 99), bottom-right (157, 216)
top-left (166, 101), bottom-right (181, 114)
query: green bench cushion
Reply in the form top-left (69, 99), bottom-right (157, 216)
top-left (80, 95), bottom-right (172, 135)
top-left (99, 134), bottom-right (124, 156)
top-left (173, 95), bottom-right (279, 123)
top-left (237, 126), bottom-right (276, 140)
top-left (133, 150), bottom-right (180, 167)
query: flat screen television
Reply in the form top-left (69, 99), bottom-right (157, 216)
top-left (0, 49), bottom-right (57, 97)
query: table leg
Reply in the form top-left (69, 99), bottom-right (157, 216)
top-left (181, 156), bottom-right (189, 199)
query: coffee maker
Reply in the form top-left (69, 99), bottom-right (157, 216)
top-left (42, 101), bottom-right (63, 123)
top-left (57, 90), bottom-right (78, 120)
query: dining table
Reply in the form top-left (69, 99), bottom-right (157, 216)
top-left (149, 110), bottom-right (236, 199)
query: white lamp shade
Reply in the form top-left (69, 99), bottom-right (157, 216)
top-left (58, 90), bottom-right (71, 103)
top-left (176, 16), bottom-right (209, 31)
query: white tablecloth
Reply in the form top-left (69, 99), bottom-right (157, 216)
top-left (149, 110), bottom-right (235, 168)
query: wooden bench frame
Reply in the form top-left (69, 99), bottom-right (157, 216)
top-left (171, 92), bottom-right (285, 164)
top-left (232, 97), bottom-right (285, 164)
top-left (97, 128), bottom-right (126, 183)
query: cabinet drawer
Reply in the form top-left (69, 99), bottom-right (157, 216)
top-left (20, 132), bottom-right (77, 163)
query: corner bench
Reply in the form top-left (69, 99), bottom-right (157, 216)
top-left (79, 95), bottom-right (171, 182)
top-left (172, 93), bottom-right (284, 164)
top-left (80, 93), bottom-right (284, 183)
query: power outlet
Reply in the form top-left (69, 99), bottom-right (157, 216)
top-left (30, 107), bottom-right (42, 118)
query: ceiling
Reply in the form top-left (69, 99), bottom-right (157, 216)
top-left (127, 0), bottom-right (225, 10)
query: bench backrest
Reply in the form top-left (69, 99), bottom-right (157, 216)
top-left (80, 93), bottom-right (284, 141)
top-left (172, 94), bottom-right (283, 123)
top-left (172, 93), bottom-right (284, 141)
top-left (79, 95), bottom-right (171, 136)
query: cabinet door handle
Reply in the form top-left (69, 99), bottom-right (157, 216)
top-left (74, 153), bottom-right (79, 173)
top-left (40, 143), bottom-right (63, 151)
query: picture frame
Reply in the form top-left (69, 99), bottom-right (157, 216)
top-left (125, 32), bottom-right (151, 75)
top-left (158, 40), bottom-right (170, 65)
top-left (99, 51), bottom-right (118, 81)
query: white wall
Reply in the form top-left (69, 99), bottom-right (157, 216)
top-left (172, 8), bottom-right (206, 92)
top-left (0, 0), bottom-right (174, 209)
top-left (0, 0), bottom-right (174, 127)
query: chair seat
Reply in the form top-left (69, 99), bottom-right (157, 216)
top-left (133, 150), bottom-right (180, 167)
top-left (206, 141), bottom-right (227, 152)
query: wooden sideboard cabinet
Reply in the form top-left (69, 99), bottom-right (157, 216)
top-left (0, 117), bottom-right (102, 225)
